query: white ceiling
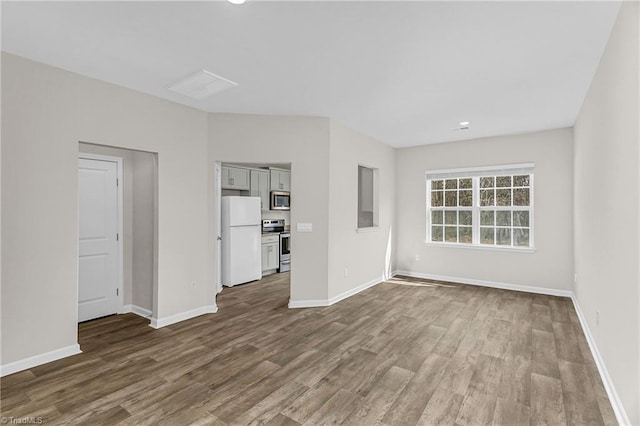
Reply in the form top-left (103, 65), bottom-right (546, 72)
top-left (1, 1), bottom-right (621, 147)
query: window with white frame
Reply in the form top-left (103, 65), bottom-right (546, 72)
top-left (426, 164), bottom-right (534, 248)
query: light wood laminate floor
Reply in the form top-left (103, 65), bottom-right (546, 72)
top-left (1, 274), bottom-right (616, 425)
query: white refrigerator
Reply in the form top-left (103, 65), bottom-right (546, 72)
top-left (221, 196), bottom-right (262, 287)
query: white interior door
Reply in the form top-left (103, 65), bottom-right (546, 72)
top-left (215, 163), bottom-right (223, 293)
top-left (78, 158), bottom-right (120, 322)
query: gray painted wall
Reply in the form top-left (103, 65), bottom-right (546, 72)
top-left (1, 53), bottom-right (210, 365)
top-left (395, 128), bottom-right (574, 292)
top-left (574, 2), bottom-right (639, 423)
top-left (328, 120), bottom-right (396, 299)
top-left (131, 150), bottom-right (156, 312)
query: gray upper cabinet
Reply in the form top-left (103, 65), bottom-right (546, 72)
top-left (270, 169), bottom-right (291, 192)
top-left (222, 166), bottom-right (250, 190)
top-left (250, 169), bottom-right (270, 210)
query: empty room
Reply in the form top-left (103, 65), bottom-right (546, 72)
top-left (1, 1), bottom-right (639, 425)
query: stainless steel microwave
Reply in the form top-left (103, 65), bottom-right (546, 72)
top-left (270, 191), bottom-right (290, 211)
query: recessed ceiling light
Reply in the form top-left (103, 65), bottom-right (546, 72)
top-left (460, 121), bottom-right (470, 126)
top-left (168, 70), bottom-right (238, 100)
top-left (228, 0), bottom-right (246, 4)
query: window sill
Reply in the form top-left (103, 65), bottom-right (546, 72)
top-left (357, 226), bottom-right (380, 233)
top-left (423, 241), bottom-right (536, 253)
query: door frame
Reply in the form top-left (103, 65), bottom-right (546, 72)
top-left (78, 153), bottom-right (125, 318)
top-left (215, 162), bottom-right (223, 294)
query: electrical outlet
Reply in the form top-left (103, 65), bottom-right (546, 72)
top-left (596, 310), bottom-right (600, 326)
top-left (415, 254), bottom-right (421, 261)
top-left (344, 268), bottom-right (349, 278)
top-left (574, 273), bottom-right (577, 284)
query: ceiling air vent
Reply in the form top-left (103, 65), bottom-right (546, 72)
top-left (168, 70), bottom-right (238, 100)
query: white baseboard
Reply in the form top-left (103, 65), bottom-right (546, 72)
top-left (0, 344), bottom-right (82, 377)
top-left (288, 298), bottom-right (330, 308)
top-left (120, 304), bottom-right (153, 319)
top-left (150, 305), bottom-right (218, 329)
top-left (131, 305), bottom-right (153, 318)
top-left (327, 275), bottom-right (388, 305)
top-left (395, 270), bottom-right (573, 298)
top-left (570, 295), bottom-right (631, 426)
top-left (288, 273), bottom-right (395, 309)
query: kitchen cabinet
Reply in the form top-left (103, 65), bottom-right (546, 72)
top-left (222, 166), bottom-right (250, 190)
top-left (261, 234), bottom-right (280, 275)
top-left (270, 169), bottom-right (291, 191)
top-left (250, 169), bottom-right (270, 211)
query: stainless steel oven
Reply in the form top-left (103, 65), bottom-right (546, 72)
top-left (279, 232), bottom-right (290, 272)
top-left (262, 219), bottom-right (284, 234)
top-left (270, 191), bottom-right (290, 211)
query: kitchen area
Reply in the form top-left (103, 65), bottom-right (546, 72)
top-left (220, 163), bottom-right (291, 288)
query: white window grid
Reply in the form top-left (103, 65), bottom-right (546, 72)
top-left (426, 173), bottom-right (534, 248)
top-left (429, 177), bottom-right (473, 244)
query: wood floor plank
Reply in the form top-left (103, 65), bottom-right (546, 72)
top-left (417, 386), bottom-right (464, 425)
top-left (394, 324), bottom-right (447, 372)
top-left (211, 350), bottom-right (322, 422)
top-left (233, 379), bottom-right (309, 425)
top-left (43, 357), bottom-right (159, 414)
top-left (455, 387), bottom-right (498, 426)
top-left (10, 356), bottom-right (107, 401)
top-left (186, 412), bottom-right (228, 426)
top-left (291, 351), bottom-right (355, 388)
top-left (202, 359), bottom-right (282, 415)
top-left (530, 372), bottom-right (567, 425)
top-left (1, 402), bottom-right (62, 425)
top-left (432, 317), bottom-right (469, 357)
top-left (548, 298), bottom-right (572, 323)
top-left (498, 354), bottom-right (531, 406)
top-left (491, 397), bottom-right (530, 426)
top-left (552, 321), bottom-right (584, 363)
top-left (0, 391), bottom-right (31, 412)
top-left (266, 413), bottom-right (301, 426)
top-left (467, 354), bottom-right (505, 395)
top-left (381, 353), bottom-right (451, 425)
top-left (481, 318), bottom-right (512, 359)
top-left (432, 300), bottom-right (467, 329)
top-left (48, 376), bottom-right (167, 425)
top-left (0, 273), bottom-right (616, 426)
top-left (342, 365), bottom-right (414, 425)
top-left (280, 380), bottom-right (340, 424)
top-left (558, 359), bottom-right (605, 425)
top-left (56, 404), bottom-right (131, 425)
top-left (531, 303), bottom-right (554, 332)
top-left (119, 382), bottom-right (213, 426)
top-left (437, 355), bottom-right (477, 395)
top-left (454, 354), bottom-right (505, 425)
top-left (302, 388), bottom-right (361, 425)
top-left (531, 329), bottom-right (560, 379)
top-left (506, 318), bottom-right (532, 360)
top-left (344, 355), bottom-right (396, 397)
top-left (120, 377), bottom-right (205, 415)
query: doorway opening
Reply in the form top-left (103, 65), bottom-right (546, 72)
top-left (214, 161), bottom-right (292, 308)
top-left (78, 143), bottom-right (158, 325)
